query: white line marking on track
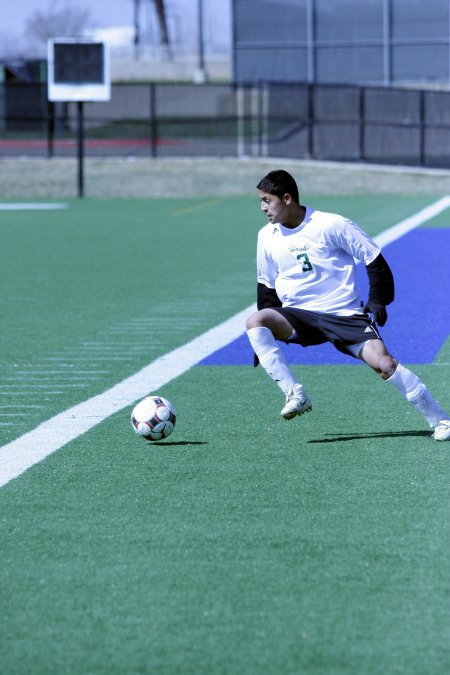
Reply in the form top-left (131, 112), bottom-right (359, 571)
top-left (0, 203), bottom-right (68, 210)
top-left (1, 384), bottom-right (88, 389)
top-left (0, 392), bottom-right (65, 396)
top-left (1, 196), bottom-right (449, 488)
top-left (0, 405), bottom-right (44, 409)
top-left (0, 413), bottom-right (31, 417)
top-left (16, 369), bottom-right (109, 374)
top-left (2, 377), bottom-right (100, 381)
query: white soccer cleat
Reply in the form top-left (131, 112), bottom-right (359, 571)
top-left (280, 385), bottom-right (312, 421)
top-left (432, 420), bottom-right (450, 441)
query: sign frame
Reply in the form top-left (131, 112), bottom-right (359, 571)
top-left (47, 38), bottom-right (111, 102)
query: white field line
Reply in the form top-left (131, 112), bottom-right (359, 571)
top-left (0, 306), bottom-right (253, 487)
top-left (374, 195), bottom-right (450, 248)
top-left (0, 203), bottom-right (68, 210)
top-left (1, 196), bottom-right (449, 488)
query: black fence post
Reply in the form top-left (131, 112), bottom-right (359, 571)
top-left (419, 89), bottom-right (426, 166)
top-left (256, 82), bottom-right (263, 158)
top-left (77, 101), bottom-right (84, 198)
top-left (359, 86), bottom-right (365, 162)
top-left (149, 82), bottom-right (157, 158)
top-left (47, 100), bottom-right (54, 158)
top-left (307, 83), bottom-right (314, 159)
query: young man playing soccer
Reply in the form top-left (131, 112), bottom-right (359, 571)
top-left (246, 170), bottom-right (450, 441)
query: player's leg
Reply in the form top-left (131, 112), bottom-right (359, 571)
top-left (246, 308), bottom-right (312, 420)
top-left (360, 339), bottom-right (450, 440)
top-left (358, 338), bottom-right (398, 379)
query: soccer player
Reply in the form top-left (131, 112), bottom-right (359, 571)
top-left (246, 170), bottom-right (450, 441)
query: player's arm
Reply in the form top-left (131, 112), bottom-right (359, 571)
top-left (257, 282), bottom-right (282, 310)
top-left (364, 253), bottom-right (395, 326)
top-left (252, 283), bottom-right (282, 367)
top-left (256, 231), bottom-right (281, 309)
top-left (253, 234), bottom-right (281, 366)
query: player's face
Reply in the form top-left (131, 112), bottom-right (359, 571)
top-left (258, 190), bottom-right (291, 224)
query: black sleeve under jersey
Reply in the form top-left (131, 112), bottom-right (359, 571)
top-left (252, 283), bottom-right (282, 367)
top-left (365, 253), bottom-right (395, 306)
top-left (257, 282), bottom-right (282, 310)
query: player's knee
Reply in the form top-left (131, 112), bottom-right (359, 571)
top-left (379, 355), bottom-right (397, 380)
top-left (246, 311), bottom-right (265, 331)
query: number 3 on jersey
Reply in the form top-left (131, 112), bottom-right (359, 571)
top-left (296, 252), bottom-right (313, 272)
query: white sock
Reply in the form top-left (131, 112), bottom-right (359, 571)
top-left (387, 363), bottom-right (448, 427)
top-left (247, 326), bottom-right (301, 395)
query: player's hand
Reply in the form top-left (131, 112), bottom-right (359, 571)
top-left (364, 302), bottom-right (387, 326)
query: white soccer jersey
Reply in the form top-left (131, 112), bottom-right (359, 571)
top-left (257, 206), bottom-right (380, 316)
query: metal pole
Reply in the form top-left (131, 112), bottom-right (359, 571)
top-left (419, 89), bottom-right (425, 166)
top-left (261, 82), bottom-right (269, 157)
top-left (382, 0), bottom-right (392, 86)
top-left (306, 0), bottom-right (316, 83)
top-left (251, 85), bottom-right (259, 157)
top-left (47, 100), bottom-right (54, 158)
top-left (134, 0), bottom-right (141, 60)
top-left (194, 0), bottom-right (207, 83)
top-left (77, 101), bottom-right (84, 198)
top-left (307, 83), bottom-right (314, 158)
top-left (149, 82), bottom-right (157, 158)
top-left (198, 0), bottom-right (204, 71)
top-left (236, 85), bottom-right (245, 157)
top-left (359, 86), bottom-right (365, 161)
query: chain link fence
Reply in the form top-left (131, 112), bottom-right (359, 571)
top-left (1, 81), bottom-right (450, 168)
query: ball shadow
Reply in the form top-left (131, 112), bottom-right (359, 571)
top-left (146, 440), bottom-right (208, 447)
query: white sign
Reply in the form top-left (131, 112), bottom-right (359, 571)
top-left (47, 38), bottom-right (111, 102)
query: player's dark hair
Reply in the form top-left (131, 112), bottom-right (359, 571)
top-left (257, 170), bottom-right (299, 204)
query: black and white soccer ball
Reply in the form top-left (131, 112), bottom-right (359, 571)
top-left (131, 396), bottom-right (176, 441)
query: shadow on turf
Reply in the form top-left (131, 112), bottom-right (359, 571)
top-left (147, 440), bottom-right (208, 446)
top-left (308, 430), bottom-right (431, 443)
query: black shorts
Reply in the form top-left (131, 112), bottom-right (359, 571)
top-left (272, 307), bottom-right (381, 359)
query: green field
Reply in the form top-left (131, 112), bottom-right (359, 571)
top-left (1, 192), bottom-right (449, 674)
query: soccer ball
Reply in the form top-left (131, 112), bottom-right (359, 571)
top-left (131, 396), bottom-right (176, 442)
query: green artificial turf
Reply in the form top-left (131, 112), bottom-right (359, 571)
top-left (1, 194), bottom-right (449, 674)
top-left (1, 365), bottom-right (449, 674)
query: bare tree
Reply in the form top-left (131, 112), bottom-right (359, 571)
top-left (25, 0), bottom-right (91, 51)
top-left (131, 0), bottom-right (170, 59)
top-left (153, 0), bottom-right (170, 48)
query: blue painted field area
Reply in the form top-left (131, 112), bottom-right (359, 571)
top-left (201, 228), bottom-right (450, 366)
